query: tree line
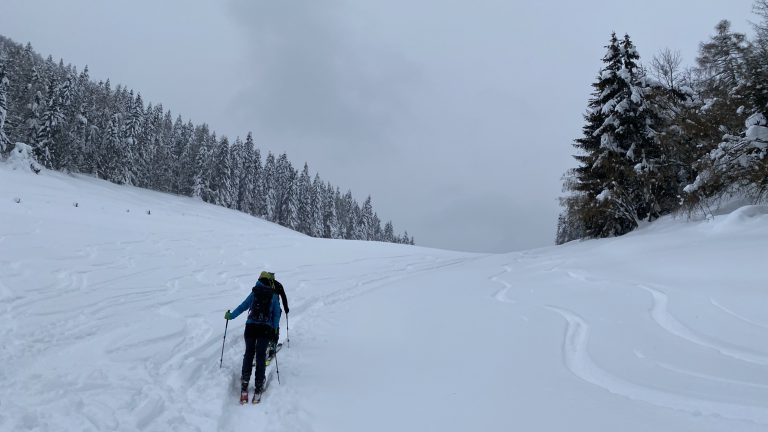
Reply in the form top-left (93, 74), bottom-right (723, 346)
top-left (0, 35), bottom-right (413, 245)
top-left (557, 1), bottom-right (768, 244)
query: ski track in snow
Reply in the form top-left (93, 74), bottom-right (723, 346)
top-left (4, 169), bottom-right (768, 432)
top-left (648, 356), bottom-right (768, 391)
top-left (638, 284), bottom-right (768, 366)
top-left (710, 297), bottom-right (768, 330)
top-left (547, 305), bottom-right (768, 425)
top-left (0, 224), bottom-right (470, 431)
top-left (490, 264), bottom-right (516, 304)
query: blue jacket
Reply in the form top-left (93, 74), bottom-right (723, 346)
top-left (230, 281), bottom-right (282, 329)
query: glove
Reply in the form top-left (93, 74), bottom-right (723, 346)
top-left (224, 310), bottom-right (232, 320)
top-left (284, 306), bottom-right (289, 314)
top-left (273, 328), bottom-right (280, 342)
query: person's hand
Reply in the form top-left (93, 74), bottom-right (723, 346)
top-left (274, 328), bottom-right (280, 342)
top-left (284, 306), bottom-right (289, 314)
top-left (224, 310), bottom-right (232, 320)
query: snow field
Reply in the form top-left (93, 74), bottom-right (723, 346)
top-left (2, 166), bottom-right (768, 431)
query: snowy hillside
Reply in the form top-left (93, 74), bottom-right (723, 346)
top-left (2, 165), bottom-right (768, 432)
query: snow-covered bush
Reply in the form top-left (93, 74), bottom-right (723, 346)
top-left (6, 143), bottom-right (42, 174)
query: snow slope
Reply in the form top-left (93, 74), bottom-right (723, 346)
top-left (1, 165), bottom-right (767, 432)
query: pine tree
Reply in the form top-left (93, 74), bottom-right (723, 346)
top-left (360, 196), bottom-right (374, 240)
top-left (297, 163), bottom-right (313, 235)
top-left (274, 153), bottom-right (295, 226)
top-left (121, 91), bottom-right (143, 185)
top-left (247, 133), bottom-right (265, 216)
top-left (288, 172), bottom-right (300, 230)
top-left (371, 213), bottom-right (382, 241)
top-left (192, 127), bottom-right (212, 201)
top-left (383, 221), bottom-right (394, 243)
top-left (560, 33), bottom-right (664, 239)
top-left (35, 76), bottom-right (67, 168)
top-left (0, 57), bottom-right (10, 154)
top-left (98, 113), bottom-right (123, 182)
top-left (241, 133), bottom-right (257, 215)
top-left (263, 152), bottom-right (277, 221)
top-left (212, 136), bottom-right (234, 207)
top-left (311, 173), bottom-right (324, 237)
top-left (329, 186), bottom-right (343, 239)
top-left (230, 136), bottom-right (246, 210)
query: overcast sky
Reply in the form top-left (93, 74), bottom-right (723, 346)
top-left (1, 0), bottom-right (757, 252)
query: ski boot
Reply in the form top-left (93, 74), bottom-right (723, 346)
top-left (252, 383), bottom-right (264, 404)
top-left (240, 381), bottom-right (249, 405)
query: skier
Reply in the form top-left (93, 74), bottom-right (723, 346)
top-left (225, 271), bottom-right (288, 404)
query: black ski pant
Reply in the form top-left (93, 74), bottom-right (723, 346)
top-left (241, 324), bottom-right (272, 392)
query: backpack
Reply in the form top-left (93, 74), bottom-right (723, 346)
top-left (247, 282), bottom-right (274, 325)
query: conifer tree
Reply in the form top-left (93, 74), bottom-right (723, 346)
top-left (0, 58), bottom-right (10, 154)
top-left (297, 163), bottom-right (313, 235)
top-left (311, 173), bottom-right (324, 237)
top-left (192, 130), bottom-right (211, 201)
top-left (274, 153), bottom-right (295, 226)
top-left (263, 152), bottom-right (277, 221)
top-left (383, 221), bottom-right (394, 243)
top-left (230, 136), bottom-right (245, 211)
top-left (246, 133), bottom-right (265, 217)
top-left (241, 133), bottom-right (257, 215)
top-left (560, 33), bottom-right (664, 239)
top-left (212, 136), bottom-right (234, 208)
top-left (360, 196), bottom-right (374, 240)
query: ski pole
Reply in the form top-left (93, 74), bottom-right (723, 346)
top-left (274, 348), bottom-right (281, 384)
top-left (286, 313), bottom-right (290, 346)
top-left (219, 317), bottom-right (229, 369)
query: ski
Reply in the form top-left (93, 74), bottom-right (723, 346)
top-left (252, 342), bottom-right (283, 367)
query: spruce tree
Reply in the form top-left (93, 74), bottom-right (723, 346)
top-left (0, 58), bottom-right (10, 154)
top-left (230, 136), bottom-right (245, 210)
top-left (311, 173), bottom-right (324, 237)
top-left (192, 129), bottom-right (211, 201)
top-left (241, 133), bottom-right (257, 215)
top-left (263, 152), bottom-right (277, 221)
top-left (383, 221), bottom-right (394, 243)
top-left (360, 196), bottom-right (374, 240)
top-left (560, 33), bottom-right (663, 239)
top-left (212, 136), bottom-right (234, 208)
top-left (246, 133), bottom-right (265, 217)
top-left (297, 163), bottom-right (313, 235)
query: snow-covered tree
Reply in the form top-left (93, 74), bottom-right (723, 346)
top-left (230, 136), bottom-right (245, 211)
top-left (241, 133), bottom-right (257, 215)
top-left (212, 136), bottom-right (234, 208)
top-left (0, 58), bottom-right (10, 154)
top-left (360, 196), bottom-right (374, 240)
top-left (559, 33), bottom-right (665, 240)
top-left (311, 173), bottom-right (324, 237)
top-left (296, 163), bottom-right (313, 235)
top-left (263, 152), bottom-right (277, 221)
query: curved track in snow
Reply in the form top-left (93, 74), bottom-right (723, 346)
top-left (547, 306), bottom-right (768, 425)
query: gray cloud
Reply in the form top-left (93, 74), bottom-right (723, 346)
top-left (225, 0), bottom-right (420, 164)
top-left (0, 0), bottom-right (758, 252)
